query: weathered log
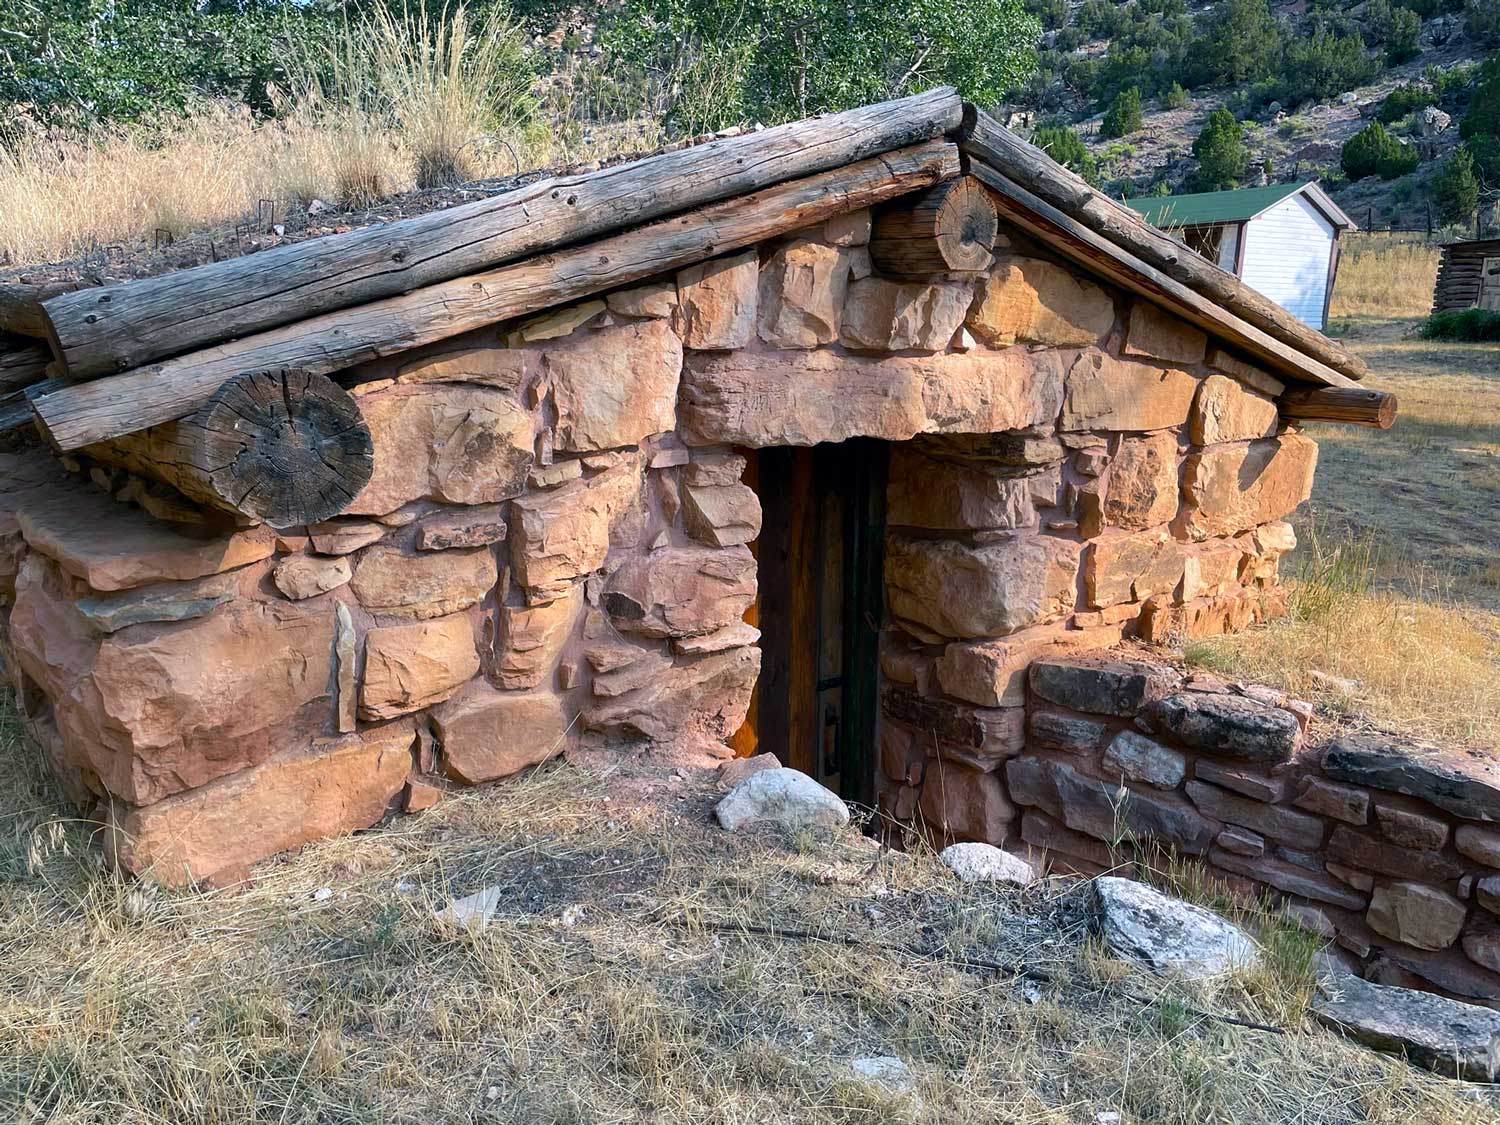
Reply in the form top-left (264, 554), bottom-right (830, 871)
top-left (34, 140), bottom-right (960, 451)
top-left (868, 174), bottom-right (998, 276)
top-left (0, 334), bottom-right (51, 395)
top-left (0, 378), bottom-right (64, 435)
top-left (43, 89), bottom-right (964, 380)
top-left (0, 281), bottom-right (91, 339)
top-left (959, 108), bottom-right (1370, 383)
top-left (1279, 387), bottom-right (1397, 428)
top-left (966, 161), bottom-right (1356, 390)
top-left (82, 370), bottom-right (374, 527)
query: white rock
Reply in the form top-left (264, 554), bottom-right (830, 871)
top-left (434, 885), bottom-right (502, 932)
top-left (1095, 876), bottom-right (1260, 980)
top-left (848, 1055), bottom-right (916, 1095)
top-left (939, 842), bottom-right (1037, 886)
top-left (714, 768), bottom-right (849, 832)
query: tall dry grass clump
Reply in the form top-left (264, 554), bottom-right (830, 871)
top-left (1329, 233), bottom-right (1441, 319)
top-left (1185, 524), bottom-right (1500, 749)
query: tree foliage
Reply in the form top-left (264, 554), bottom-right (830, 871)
top-left (1190, 106), bottom-right (1247, 190)
top-left (1100, 86), bottom-right (1142, 137)
top-left (1341, 121), bottom-right (1420, 180)
top-left (1032, 123), bottom-right (1098, 184)
top-left (1468, 0), bottom-right (1500, 46)
top-left (1197, 0), bottom-right (1282, 86)
top-left (1432, 146), bottom-right (1479, 223)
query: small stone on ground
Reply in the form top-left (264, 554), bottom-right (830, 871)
top-left (714, 768), bottom-right (849, 832)
top-left (1095, 875), bottom-right (1260, 980)
top-left (434, 886), bottom-right (502, 932)
top-left (939, 842), bottom-right (1037, 886)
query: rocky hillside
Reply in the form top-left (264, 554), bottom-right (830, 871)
top-left (1012, 0), bottom-right (1495, 231)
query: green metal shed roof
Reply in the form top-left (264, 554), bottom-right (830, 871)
top-left (1124, 182), bottom-right (1308, 228)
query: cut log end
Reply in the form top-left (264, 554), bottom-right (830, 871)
top-left (1279, 387), bottom-right (1397, 429)
top-left (868, 175), bottom-right (999, 277)
top-left (198, 370), bottom-right (374, 527)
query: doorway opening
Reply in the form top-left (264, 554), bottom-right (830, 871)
top-left (743, 439), bottom-right (888, 806)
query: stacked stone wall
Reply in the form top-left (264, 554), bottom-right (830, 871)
top-left (981, 655), bottom-right (1500, 1006)
top-left (0, 193), bottom-right (1313, 886)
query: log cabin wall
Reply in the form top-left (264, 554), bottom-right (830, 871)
top-left (0, 199), bottom-right (1317, 888)
top-left (1431, 237), bottom-right (1500, 314)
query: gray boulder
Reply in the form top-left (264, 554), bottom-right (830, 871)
top-left (715, 767), bottom-right (849, 832)
top-left (1313, 973), bottom-right (1500, 1081)
top-left (1147, 692), bottom-right (1301, 763)
top-left (1095, 876), bottom-right (1260, 979)
top-left (940, 842), bottom-right (1037, 886)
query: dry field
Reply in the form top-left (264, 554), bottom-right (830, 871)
top-left (1187, 236), bottom-right (1500, 752)
top-left (3, 707), bottom-right (1496, 1125)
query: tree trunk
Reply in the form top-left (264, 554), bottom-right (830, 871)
top-left (869, 175), bottom-right (998, 276)
top-left (83, 370), bottom-right (374, 528)
top-left (42, 89), bottom-right (964, 380)
top-left (1279, 387), bottom-right (1397, 428)
top-left (34, 140), bottom-right (960, 451)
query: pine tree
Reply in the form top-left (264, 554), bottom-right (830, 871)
top-left (1101, 86), bottom-right (1143, 139)
top-left (1032, 124), bottom-right (1099, 185)
top-left (1434, 148), bottom-right (1480, 225)
top-left (1190, 108), bottom-right (1247, 190)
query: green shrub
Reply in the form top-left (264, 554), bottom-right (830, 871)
top-left (1432, 147), bottom-right (1480, 224)
top-left (1460, 58), bottom-right (1500, 141)
top-left (1377, 83), bottom-right (1434, 123)
top-left (1385, 6), bottom-right (1423, 62)
top-left (1162, 82), bottom-right (1189, 109)
top-left (1197, 0), bottom-right (1282, 86)
top-left (1341, 121), bottom-right (1419, 180)
top-left (1191, 106), bottom-right (1247, 189)
top-left (1275, 27), bottom-right (1379, 106)
top-left (1467, 0), bottom-right (1500, 45)
top-left (1032, 123), bottom-right (1098, 184)
top-left (1101, 85), bottom-right (1143, 138)
top-left (1419, 309), bottom-right (1500, 341)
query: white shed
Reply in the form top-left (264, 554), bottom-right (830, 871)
top-left (1126, 181), bottom-right (1355, 330)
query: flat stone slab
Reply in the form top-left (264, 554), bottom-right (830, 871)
top-left (1313, 973), bottom-right (1500, 1080)
top-left (15, 476), bottom-right (273, 592)
top-left (1323, 733), bottom-right (1500, 823)
top-left (715, 768), bottom-right (849, 832)
top-left (1095, 875), bottom-right (1260, 980)
top-left (74, 571), bottom-right (239, 633)
top-left (1147, 691), bottom-right (1301, 763)
top-left (1029, 656), bottom-right (1181, 717)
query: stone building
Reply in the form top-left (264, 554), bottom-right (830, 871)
top-left (0, 91), bottom-right (1407, 934)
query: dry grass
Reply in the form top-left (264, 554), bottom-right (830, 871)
top-left (1328, 234), bottom-right (1440, 320)
top-left (2, 704), bottom-right (1492, 1124)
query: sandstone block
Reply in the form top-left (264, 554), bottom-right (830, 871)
top-left (1463, 920), bottom-right (1500, 973)
top-left (495, 586), bottom-right (584, 690)
top-left (16, 477), bottom-right (274, 592)
top-left (918, 762), bottom-right (1014, 846)
top-left (1021, 809), bottom-right (1115, 868)
top-left (1181, 541), bottom-right (1246, 600)
top-left (307, 520), bottom-right (385, 555)
top-left (11, 556), bottom-right (335, 805)
top-left (415, 506), bottom-right (508, 551)
top-left (1195, 761), bottom-right (1284, 803)
top-left (1149, 692), bottom-right (1302, 763)
top-left (1457, 826), bottom-right (1500, 868)
top-left (1208, 847), bottom-right (1369, 909)
top-left (676, 251), bottom-right (758, 349)
top-left (349, 385), bottom-right (534, 515)
top-left (434, 687), bottom-right (572, 784)
top-left (914, 431), bottom-right (1067, 468)
top-left (967, 256), bottom-right (1114, 347)
top-left (607, 281), bottom-right (678, 319)
top-left (1206, 348), bottom-right (1286, 398)
top-left (758, 238), bottom-right (848, 348)
top-left (360, 615), bottom-right (479, 720)
top-left (1190, 373), bottom-right (1279, 445)
top-left (1367, 882), bottom-right (1467, 951)
top-left (545, 321), bottom-right (683, 452)
top-left (106, 723), bottom-right (413, 888)
top-left (1479, 877), bottom-right (1500, 915)
top-left (1177, 434), bottom-right (1318, 541)
top-left (1326, 824), bottom-right (1462, 882)
top-left (1374, 802), bottom-right (1449, 850)
top-left (1103, 730), bottom-right (1187, 788)
top-left (394, 346), bottom-right (528, 391)
top-left (591, 648), bottom-right (674, 698)
top-left (1027, 708), bottom-right (1108, 754)
top-left (1185, 780), bottom-right (1326, 849)
top-left (1139, 588), bottom-right (1282, 643)
top-left (1028, 656), bottom-right (1180, 716)
top-left (1216, 827), bottom-right (1265, 856)
top-left (887, 447), bottom-right (1034, 532)
top-left (1061, 352), bottom-right (1198, 433)
top-left (883, 688), bottom-right (1025, 764)
top-left (681, 481), bottom-right (762, 547)
top-left (74, 572), bottom-right (238, 633)
top-left (885, 534), bottom-right (1078, 640)
top-left (1122, 301), bottom-right (1207, 365)
top-left (840, 278), bottom-right (970, 351)
top-left (350, 545), bottom-right (497, 619)
top-left (1006, 756), bottom-right (1215, 853)
top-left (1104, 432), bottom-right (1180, 529)
top-left (273, 554), bottom-right (351, 600)
top-left (517, 300), bottom-right (605, 342)
top-left (824, 209), bottom-right (871, 246)
top-left (674, 621), bottom-right (760, 655)
top-left (583, 646), bottom-right (760, 741)
top-left (680, 345), bottom-right (1065, 448)
top-left (1084, 530), bottom-right (1183, 610)
top-left (1323, 734), bottom-right (1500, 823)
top-left (511, 456), bottom-right (644, 601)
top-left (603, 545), bottom-right (756, 639)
